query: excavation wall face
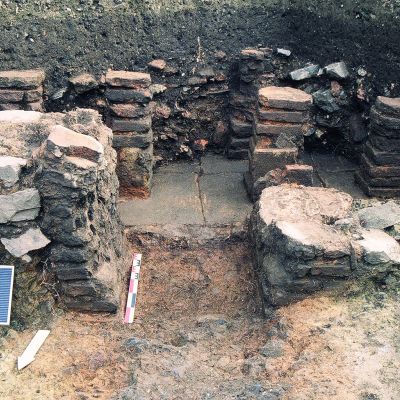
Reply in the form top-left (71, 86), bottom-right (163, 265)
top-left (0, 1), bottom-right (399, 95)
top-left (0, 109), bottom-right (130, 312)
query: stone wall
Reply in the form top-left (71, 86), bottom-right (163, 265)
top-left (0, 109), bottom-right (130, 313)
top-left (250, 185), bottom-right (400, 307)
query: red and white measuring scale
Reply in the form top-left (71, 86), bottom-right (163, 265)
top-left (124, 253), bottom-right (142, 324)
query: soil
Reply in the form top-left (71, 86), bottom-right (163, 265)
top-left (1, 241), bottom-right (399, 400)
top-left (0, 1), bottom-right (399, 96)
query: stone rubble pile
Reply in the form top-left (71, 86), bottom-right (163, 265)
top-left (356, 96), bottom-right (400, 197)
top-left (105, 70), bottom-right (154, 195)
top-left (250, 185), bottom-right (400, 307)
top-left (244, 86), bottom-right (315, 201)
top-left (0, 110), bottom-right (130, 312)
top-left (0, 70), bottom-right (45, 112)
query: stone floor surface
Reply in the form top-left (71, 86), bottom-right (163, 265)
top-left (118, 152), bottom-right (367, 228)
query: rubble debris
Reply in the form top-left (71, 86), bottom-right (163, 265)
top-left (312, 89), bottom-right (341, 113)
top-left (276, 48), bottom-right (291, 57)
top-left (148, 59), bottom-right (167, 71)
top-left (324, 62), bottom-right (350, 79)
top-left (289, 64), bottom-right (321, 81)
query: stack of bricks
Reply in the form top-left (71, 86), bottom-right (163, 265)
top-left (356, 96), bottom-right (400, 197)
top-left (244, 86), bottom-right (314, 200)
top-left (227, 48), bottom-right (274, 159)
top-left (0, 70), bottom-right (45, 112)
top-left (105, 70), bottom-right (154, 195)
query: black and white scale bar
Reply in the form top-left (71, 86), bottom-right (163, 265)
top-left (0, 265), bottom-right (14, 326)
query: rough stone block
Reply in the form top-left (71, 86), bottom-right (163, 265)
top-left (258, 108), bottom-right (309, 123)
top-left (116, 145), bottom-right (153, 190)
top-left (0, 156), bottom-right (27, 188)
top-left (324, 62), bottom-right (350, 79)
top-left (47, 125), bottom-right (104, 163)
top-left (289, 64), bottom-right (320, 81)
top-left (105, 70), bottom-right (151, 88)
top-left (109, 115), bottom-right (151, 133)
top-left (258, 86), bottom-right (312, 111)
top-left (357, 201), bottom-right (400, 230)
top-left (112, 130), bottom-right (154, 149)
top-left (0, 188), bottom-right (41, 223)
top-left (250, 148), bottom-right (298, 180)
top-left (0, 69), bottom-right (45, 89)
top-left (1, 228), bottom-right (50, 258)
top-left (105, 88), bottom-right (152, 103)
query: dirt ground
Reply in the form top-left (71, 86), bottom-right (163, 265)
top-left (1, 241), bottom-right (399, 400)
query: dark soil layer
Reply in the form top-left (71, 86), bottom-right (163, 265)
top-left (0, 0), bottom-right (399, 94)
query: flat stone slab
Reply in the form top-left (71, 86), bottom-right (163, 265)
top-left (47, 125), bottom-right (104, 162)
top-left (258, 86), bottom-right (312, 111)
top-left (1, 227), bottom-right (50, 257)
top-left (119, 169), bottom-right (203, 226)
top-left (357, 201), bottom-right (400, 229)
top-left (118, 155), bottom-right (251, 227)
top-left (258, 185), bottom-right (353, 225)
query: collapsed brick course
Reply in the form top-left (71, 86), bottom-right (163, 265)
top-left (0, 109), bottom-right (130, 312)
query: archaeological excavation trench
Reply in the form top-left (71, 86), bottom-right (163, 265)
top-left (0, 2), bottom-right (400, 399)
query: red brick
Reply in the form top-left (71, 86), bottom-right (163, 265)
top-left (258, 86), bottom-right (312, 111)
top-left (105, 70), bottom-right (151, 88)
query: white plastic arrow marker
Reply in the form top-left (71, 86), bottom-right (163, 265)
top-left (18, 330), bottom-right (50, 370)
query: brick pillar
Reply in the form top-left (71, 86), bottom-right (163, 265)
top-left (105, 70), bottom-right (154, 196)
top-left (227, 48), bottom-right (274, 159)
top-left (355, 96), bottom-right (400, 197)
top-left (244, 86), bottom-right (314, 200)
top-left (0, 70), bottom-right (45, 112)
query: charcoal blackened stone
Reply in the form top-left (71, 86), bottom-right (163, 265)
top-left (370, 107), bottom-right (400, 130)
top-left (312, 89), bottom-right (340, 113)
top-left (289, 64), bottom-right (321, 81)
top-left (112, 131), bottom-right (153, 149)
top-left (324, 62), bottom-right (350, 79)
top-left (349, 113), bottom-right (368, 143)
top-left (105, 88), bottom-right (152, 104)
top-left (1, 228), bottom-right (50, 258)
